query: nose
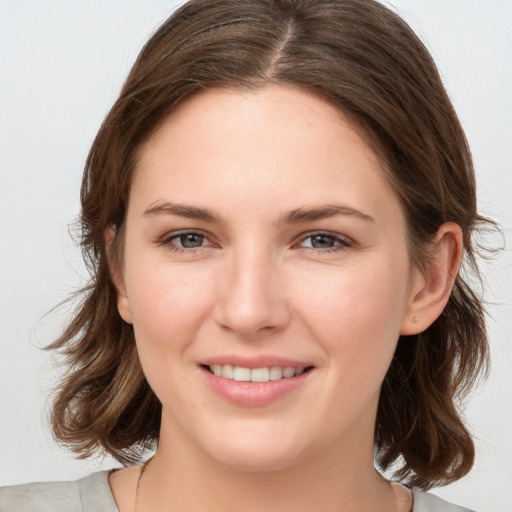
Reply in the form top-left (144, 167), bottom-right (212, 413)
top-left (213, 247), bottom-right (290, 340)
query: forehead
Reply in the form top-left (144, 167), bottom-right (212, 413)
top-left (137, 86), bottom-right (375, 168)
top-left (130, 86), bottom-right (403, 229)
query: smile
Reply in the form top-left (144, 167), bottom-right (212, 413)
top-left (208, 364), bottom-right (306, 382)
top-left (202, 363), bottom-right (313, 407)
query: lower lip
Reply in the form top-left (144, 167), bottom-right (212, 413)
top-left (201, 367), bottom-right (312, 407)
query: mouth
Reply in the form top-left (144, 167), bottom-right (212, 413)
top-left (200, 362), bottom-right (314, 407)
top-left (202, 364), bottom-right (314, 383)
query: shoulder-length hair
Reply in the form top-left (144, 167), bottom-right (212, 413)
top-left (49, 0), bottom-right (492, 490)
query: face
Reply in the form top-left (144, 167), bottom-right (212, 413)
top-left (116, 86), bottom-right (422, 472)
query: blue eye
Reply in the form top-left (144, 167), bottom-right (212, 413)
top-left (161, 231), bottom-right (210, 251)
top-left (299, 233), bottom-right (351, 251)
top-left (176, 233), bottom-right (206, 248)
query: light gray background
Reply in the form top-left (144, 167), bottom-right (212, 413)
top-left (1, 1), bottom-right (511, 511)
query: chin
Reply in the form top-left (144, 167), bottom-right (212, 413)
top-left (213, 446), bottom-right (303, 473)
top-left (200, 423), bottom-right (313, 473)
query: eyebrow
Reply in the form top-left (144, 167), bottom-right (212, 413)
top-left (143, 201), bottom-right (374, 224)
top-left (144, 202), bottom-right (220, 222)
top-left (282, 205), bottom-right (375, 223)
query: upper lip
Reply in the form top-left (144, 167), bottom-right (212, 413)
top-left (200, 355), bottom-right (313, 369)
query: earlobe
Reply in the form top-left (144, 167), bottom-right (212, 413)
top-left (116, 290), bottom-right (133, 325)
top-left (400, 222), bottom-right (463, 335)
top-left (105, 227), bottom-right (133, 325)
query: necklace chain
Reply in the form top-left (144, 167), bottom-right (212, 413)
top-left (133, 456), bottom-right (410, 512)
top-left (135, 456), bottom-right (153, 512)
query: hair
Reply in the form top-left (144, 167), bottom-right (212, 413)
top-left (49, 0), bottom-right (493, 490)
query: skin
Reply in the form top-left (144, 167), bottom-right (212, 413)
top-left (109, 86), bottom-right (462, 512)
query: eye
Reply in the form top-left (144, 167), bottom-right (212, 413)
top-left (160, 230), bottom-right (212, 252)
top-left (175, 233), bottom-right (206, 248)
top-left (298, 232), bottom-right (352, 251)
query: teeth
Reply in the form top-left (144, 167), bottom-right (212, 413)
top-left (269, 367), bottom-right (283, 380)
top-left (233, 367), bottom-right (251, 382)
top-left (251, 367), bottom-right (270, 382)
top-left (209, 365), bottom-right (306, 382)
top-left (221, 364), bottom-right (234, 379)
top-left (282, 367), bottom-right (295, 378)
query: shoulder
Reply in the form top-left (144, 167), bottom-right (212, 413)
top-left (0, 471), bottom-right (118, 512)
top-left (413, 490), bottom-right (477, 512)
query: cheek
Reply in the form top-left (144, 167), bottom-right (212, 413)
top-left (291, 256), bottom-right (410, 371)
top-left (126, 262), bottom-right (215, 362)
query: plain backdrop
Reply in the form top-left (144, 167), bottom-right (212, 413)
top-left (1, 1), bottom-right (511, 511)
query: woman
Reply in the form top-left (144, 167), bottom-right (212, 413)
top-left (0, 0), bottom-right (496, 510)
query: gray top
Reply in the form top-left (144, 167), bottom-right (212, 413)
top-left (0, 471), bottom-right (476, 512)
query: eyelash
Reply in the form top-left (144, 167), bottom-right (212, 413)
top-left (158, 230), bottom-right (352, 254)
top-left (295, 231), bottom-right (353, 253)
top-left (159, 230), bottom-right (213, 253)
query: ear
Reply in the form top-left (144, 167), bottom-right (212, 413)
top-left (105, 227), bottom-right (133, 324)
top-left (400, 222), bottom-right (463, 335)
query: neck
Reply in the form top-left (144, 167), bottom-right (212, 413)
top-left (137, 418), bottom-right (396, 512)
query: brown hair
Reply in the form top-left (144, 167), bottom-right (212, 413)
top-left (49, 0), bottom-right (492, 489)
